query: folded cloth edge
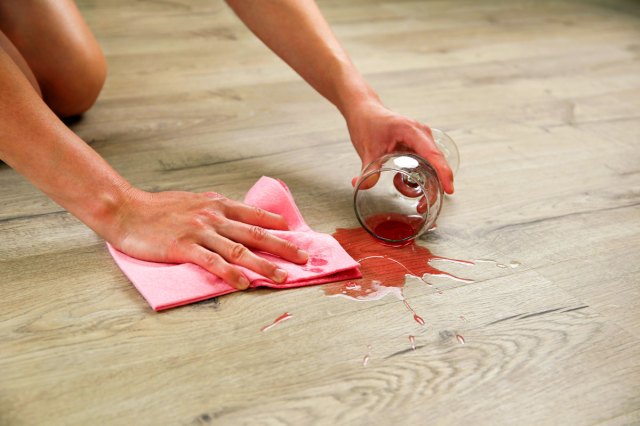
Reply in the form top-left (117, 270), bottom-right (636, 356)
top-left (106, 176), bottom-right (361, 311)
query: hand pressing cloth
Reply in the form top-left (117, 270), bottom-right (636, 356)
top-left (107, 177), bottom-right (361, 311)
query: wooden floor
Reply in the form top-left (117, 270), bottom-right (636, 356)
top-left (2, 0), bottom-right (639, 424)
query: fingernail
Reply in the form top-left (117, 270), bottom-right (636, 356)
top-left (297, 250), bottom-right (309, 261)
top-left (273, 268), bottom-right (288, 283)
top-left (238, 276), bottom-right (250, 290)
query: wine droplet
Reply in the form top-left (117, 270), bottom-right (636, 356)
top-left (456, 334), bottom-right (465, 344)
top-left (409, 335), bottom-right (416, 351)
top-left (403, 298), bottom-right (426, 326)
top-left (260, 312), bottom-right (293, 332)
top-left (324, 227), bottom-right (475, 302)
top-left (475, 258), bottom-right (509, 269)
top-left (403, 299), bottom-right (412, 311)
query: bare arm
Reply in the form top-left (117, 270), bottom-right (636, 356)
top-left (226, 0), bottom-right (376, 119)
top-left (0, 48), bottom-right (131, 237)
top-left (0, 48), bottom-right (307, 289)
top-left (226, 0), bottom-right (454, 193)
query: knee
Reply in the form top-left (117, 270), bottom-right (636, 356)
top-left (43, 42), bottom-right (107, 118)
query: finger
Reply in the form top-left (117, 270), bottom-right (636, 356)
top-left (354, 158), bottom-right (383, 190)
top-left (417, 195), bottom-right (428, 214)
top-left (200, 231), bottom-right (291, 284)
top-left (355, 172), bottom-right (380, 190)
top-left (430, 155), bottom-right (455, 194)
top-left (410, 129), bottom-right (455, 194)
top-left (188, 244), bottom-right (251, 290)
top-left (422, 125), bottom-right (455, 194)
top-left (421, 124), bottom-right (434, 139)
top-left (203, 191), bottom-right (225, 200)
top-left (223, 200), bottom-right (289, 231)
top-left (219, 220), bottom-right (308, 265)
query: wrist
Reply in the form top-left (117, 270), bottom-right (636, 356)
top-left (336, 81), bottom-right (382, 125)
top-left (78, 179), bottom-right (139, 243)
top-left (336, 79), bottom-right (382, 122)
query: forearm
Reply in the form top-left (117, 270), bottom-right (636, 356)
top-left (225, 0), bottom-right (380, 119)
top-left (0, 49), bottom-right (130, 239)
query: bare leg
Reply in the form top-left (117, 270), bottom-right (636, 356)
top-left (0, 30), bottom-right (41, 96)
top-left (0, 0), bottom-right (107, 117)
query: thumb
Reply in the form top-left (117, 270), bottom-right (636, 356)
top-left (353, 159), bottom-right (382, 190)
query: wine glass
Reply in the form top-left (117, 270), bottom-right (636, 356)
top-left (353, 128), bottom-right (459, 244)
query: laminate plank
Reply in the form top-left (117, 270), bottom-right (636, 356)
top-left (1, 0), bottom-right (639, 424)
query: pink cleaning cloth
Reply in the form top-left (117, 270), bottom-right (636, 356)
top-left (107, 177), bottom-right (361, 311)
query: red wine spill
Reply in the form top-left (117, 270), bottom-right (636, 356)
top-left (260, 312), bottom-right (292, 332)
top-left (324, 226), bottom-right (474, 303)
top-left (303, 256), bottom-right (328, 273)
top-left (310, 257), bottom-right (328, 266)
top-left (459, 315), bottom-right (468, 322)
top-left (409, 335), bottom-right (416, 351)
top-left (456, 334), bottom-right (465, 344)
top-left (365, 213), bottom-right (424, 243)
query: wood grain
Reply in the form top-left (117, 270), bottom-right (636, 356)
top-left (1, 0), bottom-right (639, 425)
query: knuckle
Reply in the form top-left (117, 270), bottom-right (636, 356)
top-left (189, 215), bottom-right (207, 229)
top-left (206, 196), bottom-right (228, 210)
top-left (206, 210), bottom-right (225, 226)
top-left (203, 192), bottom-right (226, 203)
top-left (249, 225), bottom-right (267, 241)
top-left (265, 261), bottom-right (279, 275)
top-left (283, 240), bottom-right (297, 252)
top-left (217, 201), bottom-right (231, 216)
top-left (217, 264), bottom-right (234, 280)
top-left (254, 206), bottom-right (266, 219)
top-left (202, 252), bottom-right (221, 269)
top-left (216, 264), bottom-right (242, 286)
top-left (166, 238), bottom-right (184, 259)
top-left (399, 121), bottom-right (415, 134)
top-left (426, 146), bottom-right (444, 157)
top-left (229, 243), bottom-right (248, 262)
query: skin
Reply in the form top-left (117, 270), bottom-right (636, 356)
top-left (0, 0), bottom-right (454, 290)
top-left (0, 0), bottom-right (106, 116)
top-left (225, 0), bottom-right (454, 194)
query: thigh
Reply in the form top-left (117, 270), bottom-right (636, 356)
top-left (0, 0), bottom-right (106, 117)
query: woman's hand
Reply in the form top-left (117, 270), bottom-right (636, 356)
top-left (107, 188), bottom-right (309, 290)
top-left (345, 99), bottom-right (455, 194)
